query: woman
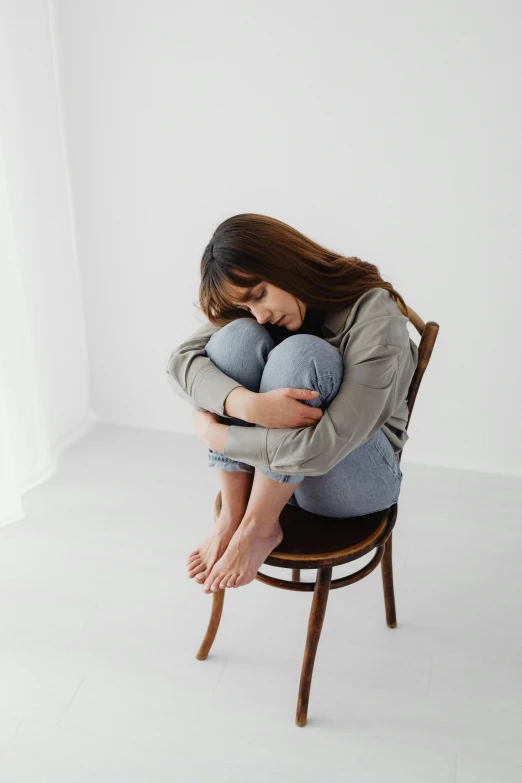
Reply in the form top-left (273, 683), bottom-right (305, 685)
top-left (165, 213), bottom-right (418, 594)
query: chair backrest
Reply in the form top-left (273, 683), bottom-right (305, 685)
top-left (397, 304), bottom-right (440, 464)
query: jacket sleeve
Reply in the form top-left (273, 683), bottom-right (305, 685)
top-left (164, 321), bottom-right (244, 418)
top-left (223, 341), bottom-right (403, 476)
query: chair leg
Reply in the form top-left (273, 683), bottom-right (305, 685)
top-left (296, 566), bottom-right (332, 727)
top-left (292, 568), bottom-right (300, 582)
top-left (381, 531), bottom-right (397, 628)
top-left (195, 588), bottom-right (225, 660)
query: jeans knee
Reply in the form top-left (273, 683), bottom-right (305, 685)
top-left (206, 318), bottom-right (272, 357)
top-left (259, 334), bottom-right (343, 406)
top-left (205, 318), bottom-right (275, 393)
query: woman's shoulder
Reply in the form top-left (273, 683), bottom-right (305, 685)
top-left (324, 288), bottom-right (398, 336)
top-left (355, 287), bottom-right (400, 315)
top-left (340, 288), bottom-right (411, 355)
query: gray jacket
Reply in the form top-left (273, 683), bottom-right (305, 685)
top-left (165, 287), bottom-right (419, 476)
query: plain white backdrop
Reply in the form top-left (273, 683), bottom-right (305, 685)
top-left (2, 0), bottom-right (522, 476)
top-left (1, 0), bottom-right (521, 527)
top-left (53, 0), bottom-right (521, 476)
top-left (1, 3), bottom-right (522, 780)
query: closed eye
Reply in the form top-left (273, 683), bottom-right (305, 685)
top-left (238, 289), bottom-right (265, 311)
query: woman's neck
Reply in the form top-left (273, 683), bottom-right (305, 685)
top-left (297, 307), bottom-right (326, 337)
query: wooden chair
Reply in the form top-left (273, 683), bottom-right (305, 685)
top-left (195, 304), bottom-right (439, 727)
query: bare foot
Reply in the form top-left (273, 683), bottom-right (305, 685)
top-left (187, 511), bottom-right (243, 583)
top-left (202, 518), bottom-right (284, 593)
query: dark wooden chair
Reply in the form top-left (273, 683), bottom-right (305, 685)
top-left (195, 304), bottom-right (439, 727)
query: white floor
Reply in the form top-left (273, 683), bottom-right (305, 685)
top-left (0, 422), bottom-right (521, 782)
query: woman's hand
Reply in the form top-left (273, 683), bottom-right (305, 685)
top-left (251, 388), bottom-right (324, 429)
top-left (192, 409), bottom-right (222, 446)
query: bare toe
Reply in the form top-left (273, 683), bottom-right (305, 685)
top-left (209, 578), bottom-right (222, 592)
top-left (207, 571), bottom-right (223, 592)
top-left (202, 571), bottom-right (215, 592)
top-left (188, 562), bottom-right (206, 579)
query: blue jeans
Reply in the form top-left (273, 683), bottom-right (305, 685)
top-left (206, 318), bottom-right (403, 518)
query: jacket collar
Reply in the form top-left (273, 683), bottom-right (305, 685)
top-left (321, 306), bottom-right (353, 336)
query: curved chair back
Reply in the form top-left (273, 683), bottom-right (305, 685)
top-left (399, 304), bottom-right (440, 464)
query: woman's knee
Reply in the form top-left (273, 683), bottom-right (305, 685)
top-left (259, 334), bottom-right (343, 407)
top-left (205, 318), bottom-right (275, 392)
top-left (206, 318), bottom-right (274, 360)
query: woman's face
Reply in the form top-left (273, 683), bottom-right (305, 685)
top-left (226, 281), bottom-right (307, 330)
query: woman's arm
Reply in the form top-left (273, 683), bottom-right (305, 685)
top-left (192, 410), bottom-right (231, 452)
top-left (165, 320), bottom-right (249, 418)
top-left (223, 386), bottom-right (257, 420)
top-left (222, 339), bottom-right (416, 476)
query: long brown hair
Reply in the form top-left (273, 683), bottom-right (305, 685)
top-left (197, 213), bottom-right (409, 328)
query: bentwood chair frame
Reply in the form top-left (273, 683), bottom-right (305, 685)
top-left (195, 304), bottom-right (439, 727)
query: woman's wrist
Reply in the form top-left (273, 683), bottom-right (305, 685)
top-left (208, 422), bottom-right (230, 452)
top-left (224, 387), bottom-right (257, 422)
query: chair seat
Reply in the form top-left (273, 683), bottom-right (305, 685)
top-left (214, 491), bottom-right (392, 570)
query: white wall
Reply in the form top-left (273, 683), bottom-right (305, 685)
top-left (0, 0), bottom-right (90, 456)
top-left (52, 0), bottom-right (521, 477)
